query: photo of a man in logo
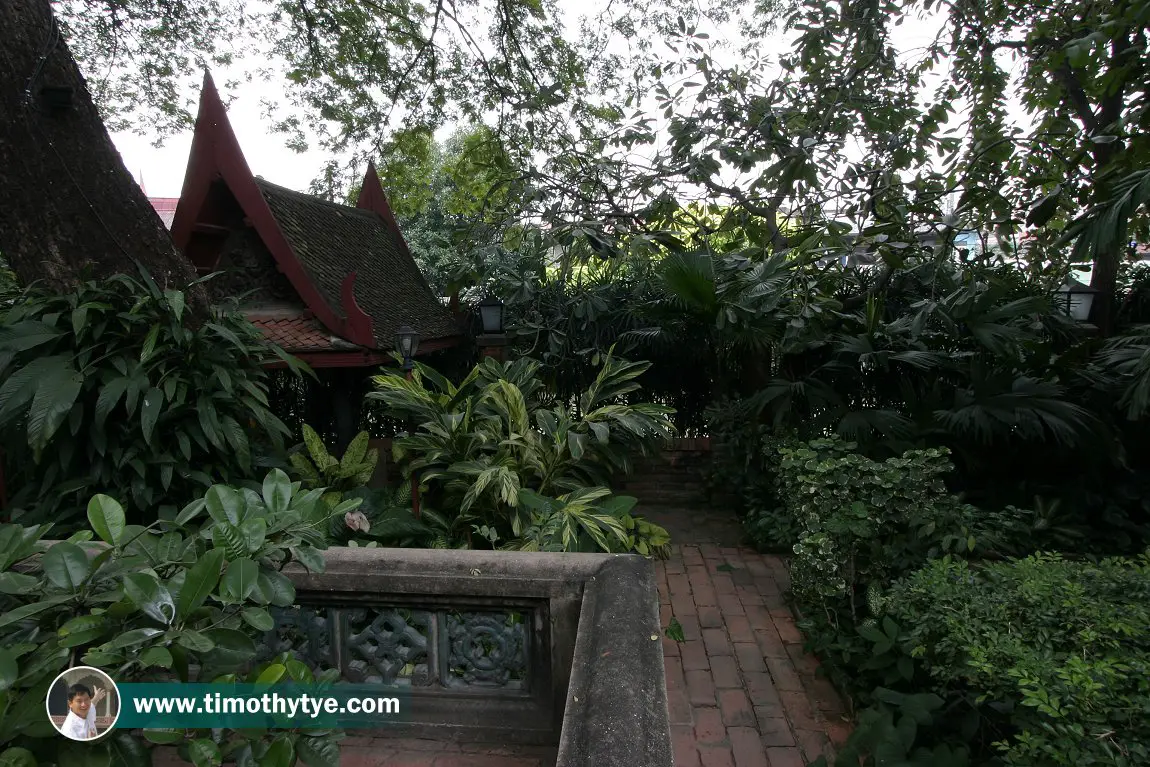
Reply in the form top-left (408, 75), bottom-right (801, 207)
top-left (46, 667), bottom-right (120, 740)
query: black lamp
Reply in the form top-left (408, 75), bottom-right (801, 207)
top-left (478, 295), bottom-right (505, 334)
top-left (1056, 278), bottom-right (1098, 322)
top-left (394, 325), bottom-right (420, 369)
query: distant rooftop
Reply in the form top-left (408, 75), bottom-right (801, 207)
top-left (149, 197), bottom-right (179, 229)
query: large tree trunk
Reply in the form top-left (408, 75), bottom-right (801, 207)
top-left (0, 0), bottom-right (201, 293)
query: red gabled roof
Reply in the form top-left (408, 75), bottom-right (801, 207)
top-left (168, 72), bottom-right (460, 355)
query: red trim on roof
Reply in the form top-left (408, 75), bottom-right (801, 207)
top-left (340, 272), bottom-right (375, 347)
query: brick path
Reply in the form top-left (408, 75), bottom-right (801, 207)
top-left (339, 739), bottom-right (556, 766)
top-left (647, 507), bottom-right (851, 767)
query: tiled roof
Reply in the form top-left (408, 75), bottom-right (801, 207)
top-left (149, 197), bottom-right (179, 229)
top-left (247, 313), bottom-right (364, 353)
top-left (253, 179), bottom-right (460, 345)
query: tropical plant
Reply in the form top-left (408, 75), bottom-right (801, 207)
top-left (366, 353), bottom-right (676, 553)
top-left (288, 426), bottom-right (379, 509)
top-left (505, 487), bottom-right (671, 557)
top-left (0, 270), bottom-right (299, 528)
top-left (0, 468), bottom-right (352, 765)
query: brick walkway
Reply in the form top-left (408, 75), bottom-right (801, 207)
top-left (339, 739), bottom-right (556, 766)
top-left (647, 506), bottom-right (850, 767)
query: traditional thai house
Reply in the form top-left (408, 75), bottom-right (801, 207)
top-left (155, 73), bottom-right (463, 446)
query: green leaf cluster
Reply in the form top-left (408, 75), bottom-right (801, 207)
top-left (0, 271), bottom-right (295, 528)
top-left (366, 351), bottom-right (676, 553)
top-left (0, 469), bottom-right (346, 766)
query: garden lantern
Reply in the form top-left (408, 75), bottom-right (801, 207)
top-left (478, 295), bottom-right (505, 335)
top-left (394, 324), bottom-right (420, 369)
top-left (1056, 278), bottom-right (1098, 322)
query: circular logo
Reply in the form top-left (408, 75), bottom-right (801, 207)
top-left (46, 666), bottom-right (121, 741)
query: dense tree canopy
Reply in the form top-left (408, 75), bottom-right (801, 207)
top-left (29, 0), bottom-right (1150, 330)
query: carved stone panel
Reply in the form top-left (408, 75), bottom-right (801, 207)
top-left (256, 606), bottom-right (334, 669)
top-left (444, 611), bottom-right (528, 690)
top-left (342, 607), bottom-right (434, 686)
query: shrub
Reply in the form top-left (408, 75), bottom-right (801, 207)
top-left (366, 352), bottom-right (676, 554)
top-left (0, 469), bottom-right (351, 765)
top-left (0, 272), bottom-right (296, 528)
top-left (504, 487), bottom-right (671, 557)
top-left (880, 553), bottom-right (1150, 767)
top-left (288, 425), bottom-right (379, 508)
top-left (781, 438), bottom-right (977, 628)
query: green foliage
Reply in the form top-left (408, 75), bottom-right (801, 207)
top-left (366, 352), bottom-right (676, 554)
top-left (288, 425), bottom-right (379, 509)
top-left (0, 469), bottom-right (350, 765)
top-left (505, 487), bottom-right (670, 557)
top-left (0, 272), bottom-right (293, 528)
top-left (849, 554), bottom-right (1150, 767)
top-left (781, 438), bottom-right (979, 628)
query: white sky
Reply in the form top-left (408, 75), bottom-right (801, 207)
top-left (109, 3), bottom-right (957, 199)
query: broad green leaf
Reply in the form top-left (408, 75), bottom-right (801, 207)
top-left (0, 595), bottom-right (70, 630)
top-left (140, 386), bottom-right (165, 444)
top-left (140, 324), bottom-right (161, 362)
top-left (57, 614), bottom-right (111, 647)
top-left (262, 469), bottom-right (293, 514)
top-left (87, 494), bottom-right (127, 545)
top-left (42, 542), bottom-right (89, 590)
top-left (261, 736), bottom-right (294, 767)
top-left (213, 521), bottom-right (248, 560)
top-left (175, 548), bottom-right (225, 619)
top-left (188, 738), bottom-right (222, 767)
top-left (123, 573), bottom-right (176, 625)
top-left (0, 321), bottom-right (64, 352)
top-left (0, 747), bottom-right (37, 767)
top-left (205, 485), bottom-right (245, 525)
top-left (164, 289), bottom-right (186, 322)
top-left (106, 627), bottom-right (164, 650)
top-left (142, 728), bottom-right (185, 744)
top-left (0, 573), bottom-right (39, 594)
top-left (254, 570), bottom-right (295, 607)
top-left (26, 363), bottom-right (83, 455)
top-left (176, 629), bottom-right (216, 653)
top-left (296, 737), bottom-right (340, 767)
top-left (108, 731), bottom-right (151, 767)
top-left (139, 646), bottom-right (174, 669)
top-left (0, 649), bottom-right (17, 692)
top-left (175, 498), bottom-right (206, 526)
top-left (221, 558), bottom-right (260, 602)
top-left (94, 377), bottom-right (130, 427)
top-left (255, 663), bottom-right (287, 686)
top-left (202, 628), bottom-right (256, 669)
top-left (291, 545), bottom-right (325, 574)
top-left (241, 607), bottom-right (275, 632)
top-left (240, 517), bottom-right (267, 554)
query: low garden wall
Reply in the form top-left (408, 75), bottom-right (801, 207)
top-left (128, 546), bottom-right (672, 765)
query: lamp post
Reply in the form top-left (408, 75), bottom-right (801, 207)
top-left (394, 324), bottom-right (421, 519)
top-left (1056, 278), bottom-right (1099, 323)
top-left (394, 324), bottom-right (421, 372)
top-left (476, 295), bottom-right (507, 361)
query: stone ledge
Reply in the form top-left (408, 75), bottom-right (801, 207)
top-left (556, 556), bottom-right (673, 767)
